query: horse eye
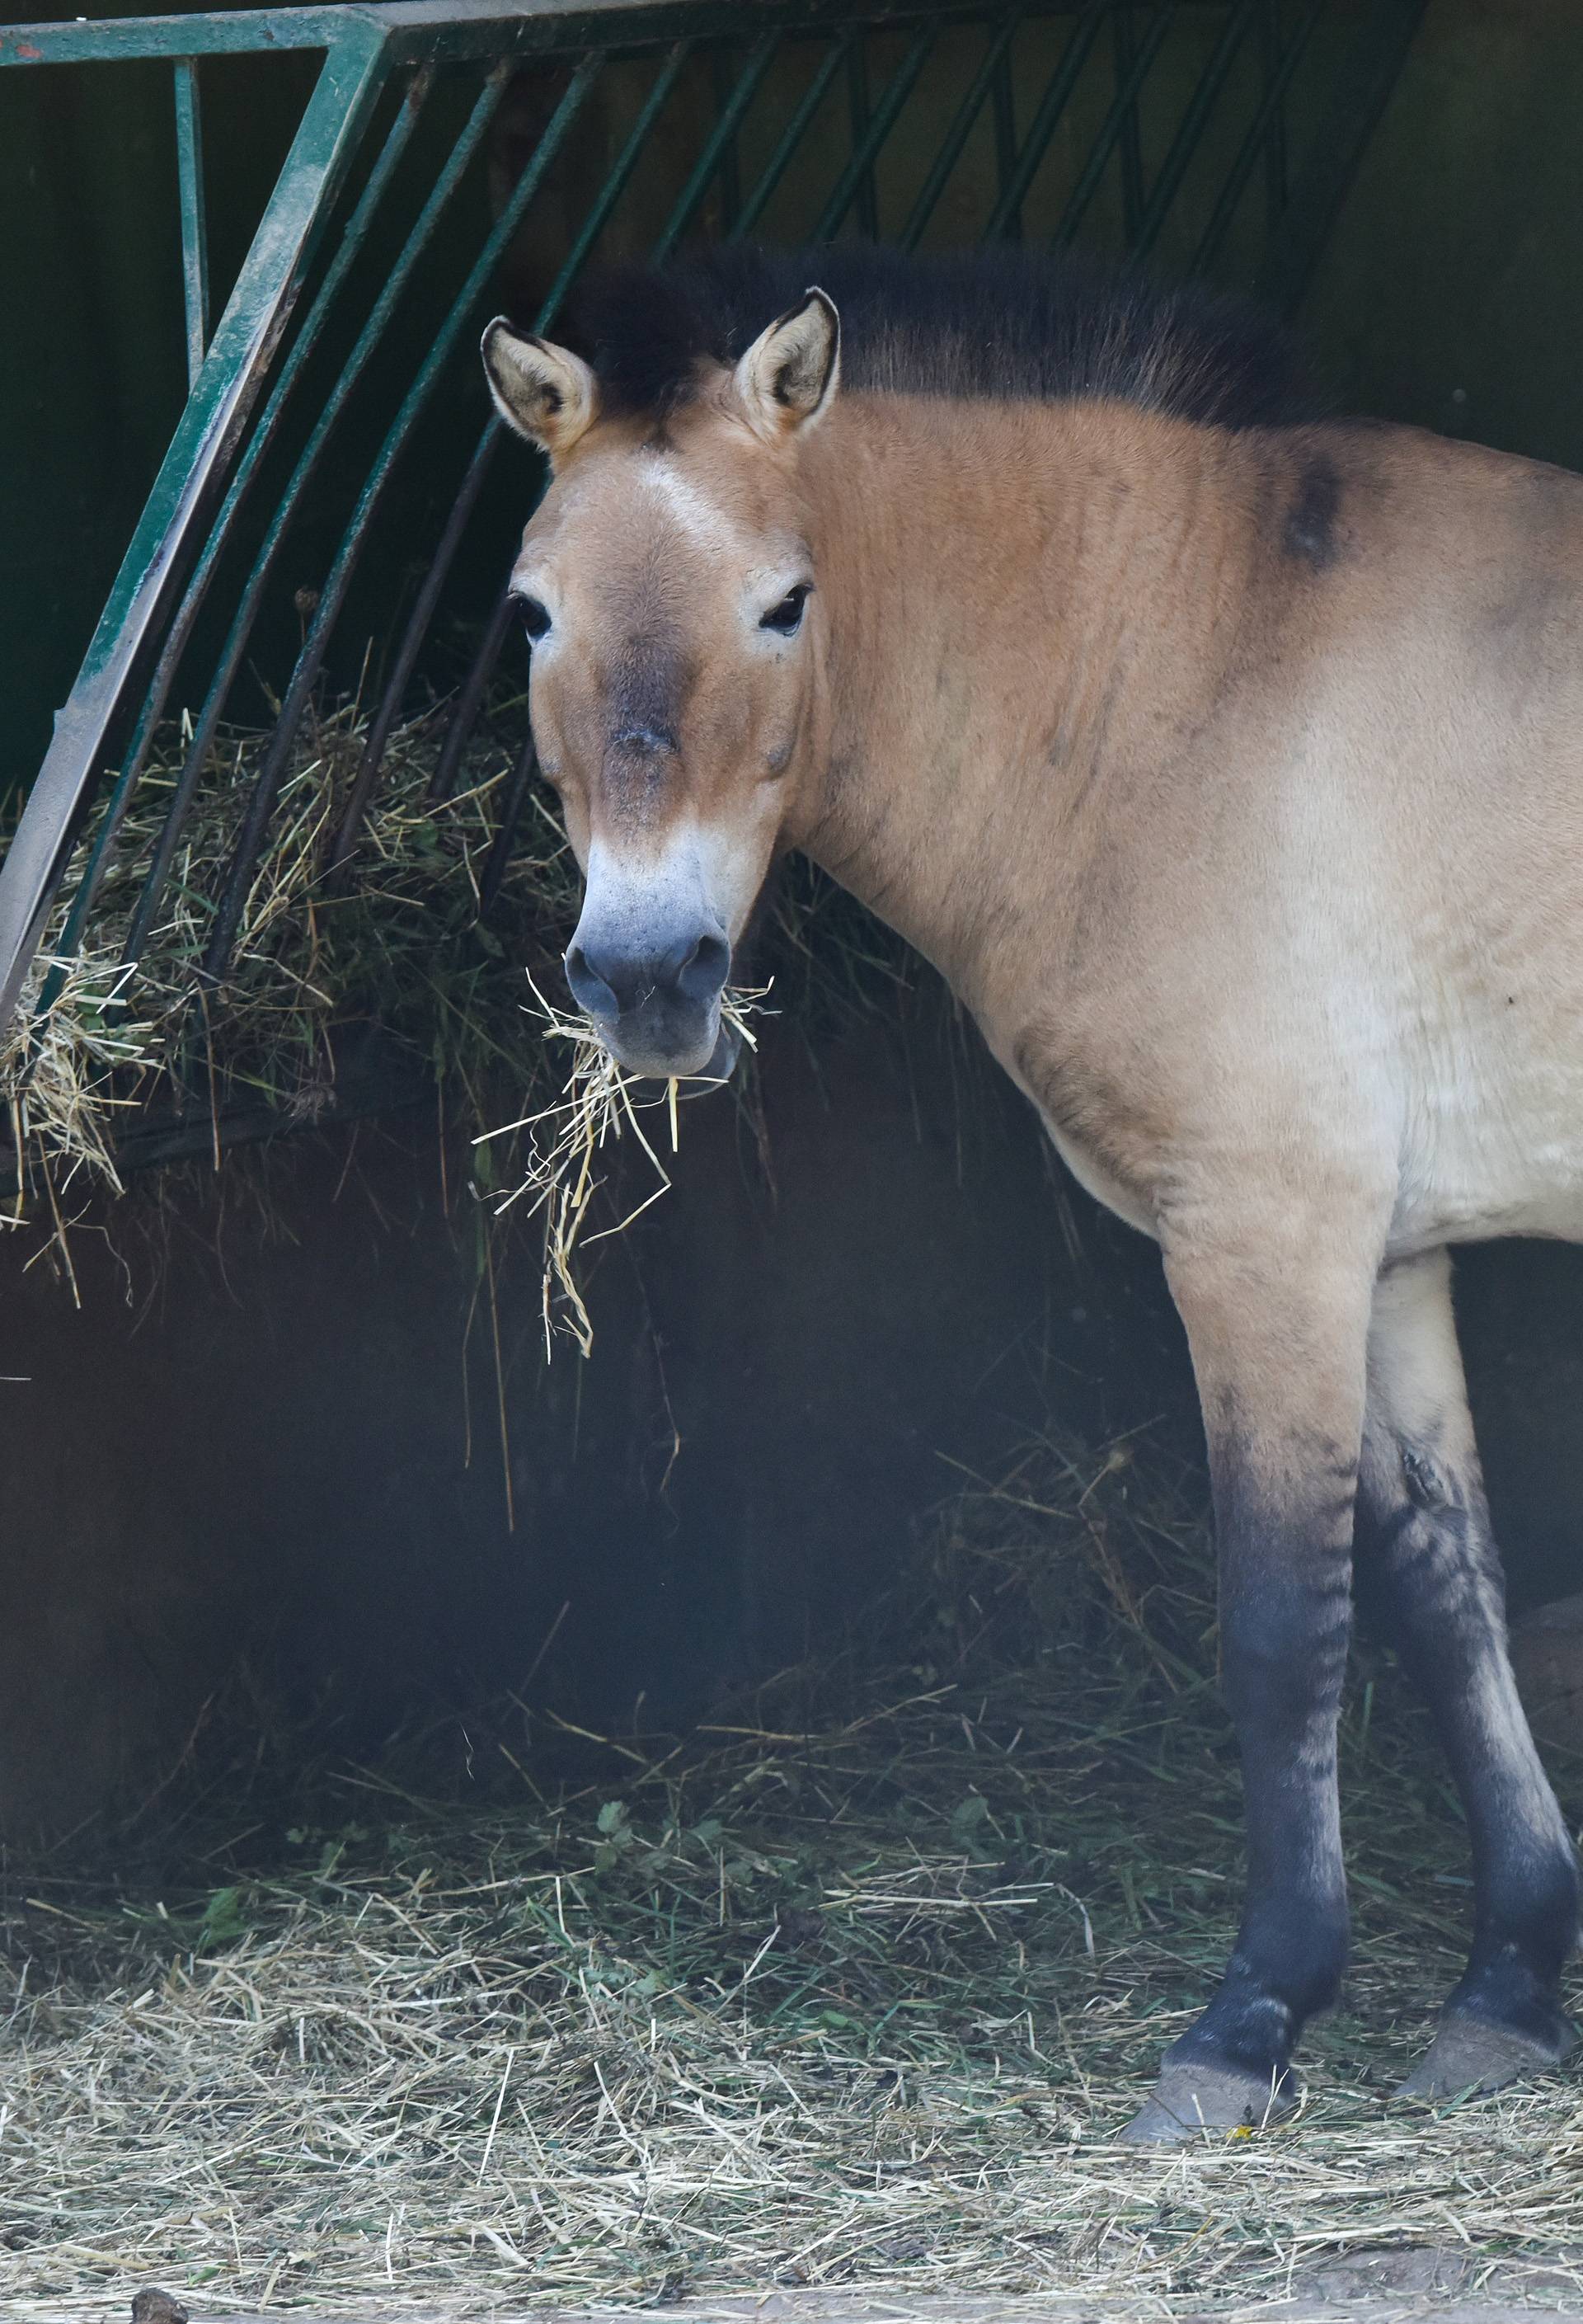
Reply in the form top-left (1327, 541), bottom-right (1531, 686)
top-left (518, 595), bottom-right (552, 643)
top-left (760, 583), bottom-right (810, 637)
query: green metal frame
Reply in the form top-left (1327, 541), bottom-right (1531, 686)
top-left (173, 57), bottom-right (210, 383)
top-left (1, 12), bottom-right (390, 1022)
top-left (0, 0), bottom-right (1427, 1063)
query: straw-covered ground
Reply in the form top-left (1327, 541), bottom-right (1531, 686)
top-left (3, 1430), bottom-right (1581, 2321)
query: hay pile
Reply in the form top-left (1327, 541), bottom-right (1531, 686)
top-left (1, 698), bottom-right (901, 1333)
top-left (1, 695), bottom-right (575, 1203)
top-left (4, 1431), bottom-right (1581, 2320)
top-left (0, 700), bottom-right (815, 1333)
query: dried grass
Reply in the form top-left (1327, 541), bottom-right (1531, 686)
top-left (0, 702), bottom-right (778, 1342)
top-left (1, 697), bottom-right (568, 1193)
top-left (479, 979), bottom-right (767, 1356)
top-left (3, 1432), bottom-right (1581, 2320)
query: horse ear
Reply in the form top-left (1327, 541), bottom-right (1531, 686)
top-left (733, 288), bottom-right (840, 443)
top-left (481, 317), bottom-right (599, 459)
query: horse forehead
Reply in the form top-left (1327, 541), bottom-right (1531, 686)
top-left (547, 440), bottom-right (772, 567)
top-left (630, 451), bottom-right (753, 554)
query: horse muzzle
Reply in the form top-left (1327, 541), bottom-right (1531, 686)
top-left (565, 918), bottom-right (733, 1080)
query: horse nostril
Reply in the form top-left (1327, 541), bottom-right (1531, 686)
top-left (674, 929), bottom-right (730, 1005)
top-left (569, 928), bottom-right (728, 1022)
top-left (565, 939), bottom-right (619, 1020)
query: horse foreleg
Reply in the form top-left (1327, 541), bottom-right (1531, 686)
top-left (1356, 1249), bottom-right (1578, 2099)
top-left (1120, 1213), bottom-right (1374, 2143)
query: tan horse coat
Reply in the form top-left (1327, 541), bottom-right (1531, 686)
top-left (482, 250), bottom-right (1582, 2138)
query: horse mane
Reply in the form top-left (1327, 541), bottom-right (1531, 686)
top-left (561, 243), bottom-right (1319, 433)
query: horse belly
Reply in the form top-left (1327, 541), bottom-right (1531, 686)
top-left (1393, 1033), bottom-right (1583, 1253)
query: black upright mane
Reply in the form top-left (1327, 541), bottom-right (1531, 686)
top-left (561, 243), bottom-right (1318, 433)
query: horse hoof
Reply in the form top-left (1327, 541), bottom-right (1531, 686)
top-left (1396, 2008), bottom-right (1576, 2101)
top-left (1116, 2062), bottom-right (1298, 2144)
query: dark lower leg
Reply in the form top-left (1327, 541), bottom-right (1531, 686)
top-left (1358, 1253), bottom-right (1578, 2088)
top-left (1124, 1224), bottom-right (1375, 2140)
top-left (1160, 1479), bottom-right (1355, 2094)
top-left (1357, 1451), bottom-right (1577, 2062)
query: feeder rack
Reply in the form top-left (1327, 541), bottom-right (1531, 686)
top-left (0, 0), bottom-right (1425, 1133)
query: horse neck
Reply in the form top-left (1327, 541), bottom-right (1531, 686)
top-left (787, 393), bottom-right (1260, 1001)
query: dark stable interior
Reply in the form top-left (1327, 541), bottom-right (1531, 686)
top-left (6, 0), bottom-right (1583, 1838)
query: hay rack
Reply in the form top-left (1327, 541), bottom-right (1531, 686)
top-left (0, 0), bottom-right (1424, 1183)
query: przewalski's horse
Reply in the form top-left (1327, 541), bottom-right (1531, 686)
top-left (480, 245), bottom-right (1581, 2140)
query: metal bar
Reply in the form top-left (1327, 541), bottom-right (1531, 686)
top-left (332, 47), bottom-right (651, 869)
top-left (125, 61), bottom-right (512, 966)
top-left (1254, 0), bottom-right (1427, 315)
top-left (1131, 0), bottom-right (1258, 260)
top-left (1111, 5), bottom-right (1144, 245)
top-left (0, 0), bottom-right (1108, 74)
top-left (729, 28), bottom-right (855, 240)
top-left (0, 17), bottom-right (391, 1028)
top-left (845, 40), bottom-right (878, 242)
top-left (899, 12), bottom-right (1019, 252)
top-left (174, 59), bottom-right (209, 384)
top-left (478, 732), bottom-right (540, 915)
top-left (331, 437), bottom-right (496, 869)
top-left (709, 45), bottom-right (743, 233)
top-left (814, 25), bottom-right (939, 242)
top-left (370, 0), bottom-right (1097, 66)
top-left (45, 67), bottom-right (432, 999)
top-left (982, 0), bottom-right (1106, 243)
top-left (1261, 0), bottom-right (1287, 233)
top-left (55, 67), bottom-right (436, 982)
top-left (1052, 0), bottom-right (1178, 248)
top-left (523, 33), bottom-right (690, 308)
top-left (651, 31), bottom-right (778, 261)
top-left (0, 10), bottom-right (362, 62)
top-left (425, 589), bottom-right (517, 803)
top-left (1190, 0), bottom-right (1324, 276)
top-left (990, 23), bottom-right (1019, 238)
top-left (25, 54), bottom-right (403, 1006)
top-left (980, 0), bottom-right (1106, 247)
top-left (217, 42), bottom-right (681, 953)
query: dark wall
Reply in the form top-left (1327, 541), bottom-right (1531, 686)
top-left (0, 1003), bottom-right (1191, 1834)
top-left (1307, 0), bottom-right (1583, 470)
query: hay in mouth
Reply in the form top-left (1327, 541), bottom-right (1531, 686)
top-left (478, 976), bottom-right (768, 1357)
